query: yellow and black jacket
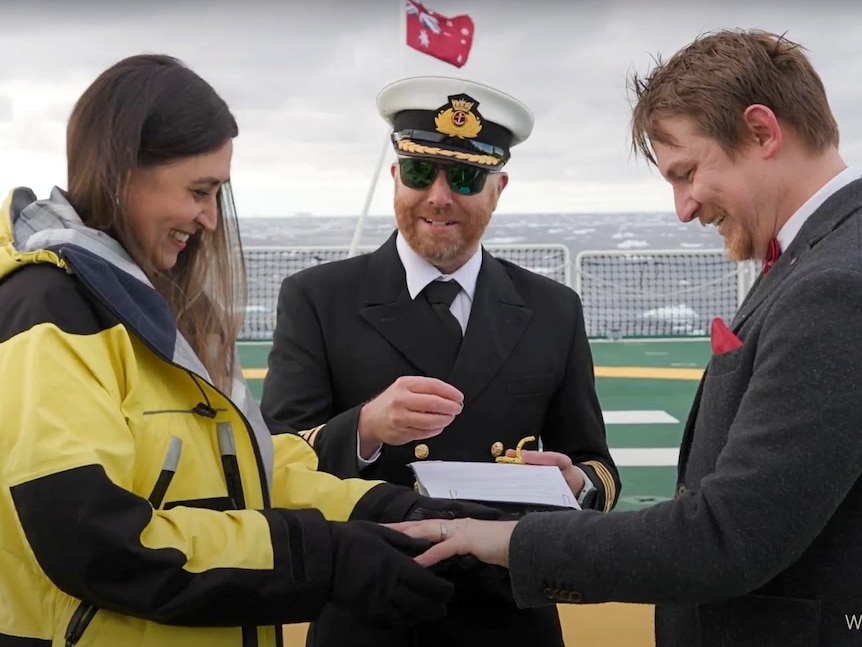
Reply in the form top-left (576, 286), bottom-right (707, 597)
top-left (0, 187), bottom-right (414, 647)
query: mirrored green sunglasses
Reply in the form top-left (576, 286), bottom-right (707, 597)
top-left (398, 158), bottom-right (490, 196)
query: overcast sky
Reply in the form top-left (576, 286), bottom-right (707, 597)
top-left (2, 0), bottom-right (861, 217)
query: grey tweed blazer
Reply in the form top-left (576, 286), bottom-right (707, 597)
top-left (508, 177), bottom-right (862, 647)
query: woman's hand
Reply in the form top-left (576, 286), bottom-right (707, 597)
top-left (386, 518), bottom-right (518, 568)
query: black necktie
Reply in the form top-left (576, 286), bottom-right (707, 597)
top-left (422, 280), bottom-right (463, 371)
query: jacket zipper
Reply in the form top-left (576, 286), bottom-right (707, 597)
top-left (64, 437), bottom-right (183, 646)
top-left (186, 371), bottom-right (271, 506)
top-left (186, 381), bottom-right (267, 647)
top-left (217, 422), bottom-right (246, 509)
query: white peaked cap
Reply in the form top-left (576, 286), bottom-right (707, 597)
top-left (376, 76), bottom-right (534, 169)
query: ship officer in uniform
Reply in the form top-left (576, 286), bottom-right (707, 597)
top-left (261, 75), bottom-right (621, 647)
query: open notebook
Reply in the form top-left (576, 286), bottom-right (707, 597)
top-left (409, 460), bottom-right (580, 510)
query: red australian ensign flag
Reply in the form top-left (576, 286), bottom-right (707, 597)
top-left (405, 0), bottom-right (475, 68)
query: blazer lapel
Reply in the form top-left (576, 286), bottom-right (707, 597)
top-left (358, 232), bottom-right (456, 376)
top-left (732, 177), bottom-right (862, 331)
top-left (730, 272), bottom-right (764, 330)
top-left (676, 373), bottom-right (706, 477)
top-left (448, 251), bottom-right (532, 404)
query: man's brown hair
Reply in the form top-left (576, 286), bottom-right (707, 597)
top-left (629, 29), bottom-right (838, 165)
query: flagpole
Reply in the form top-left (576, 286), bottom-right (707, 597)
top-left (348, 1), bottom-right (405, 258)
top-left (398, 0), bottom-right (406, 76)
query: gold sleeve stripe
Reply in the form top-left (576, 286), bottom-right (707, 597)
top-left (298, 424), bottom-right (324, 447)
top-left (594, 462), bottom-right (617, 513)
top-left (583, 460), bottom-right (616, 512)
top-left (306, 425), bottom-right (323, 447)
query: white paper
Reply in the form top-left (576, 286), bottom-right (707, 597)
top-left (409, 460), bottom-right (580, 509)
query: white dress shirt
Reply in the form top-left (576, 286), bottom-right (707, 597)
top-left (395, 230), bottom-right (482, 333)
top-left (775, 166), bottom-right (859, 253)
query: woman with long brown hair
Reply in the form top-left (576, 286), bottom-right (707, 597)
top-left (0, 53), bottom-right (494, 647)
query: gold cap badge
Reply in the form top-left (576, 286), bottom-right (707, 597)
top-left (434, 93), bottom-right (483, 139)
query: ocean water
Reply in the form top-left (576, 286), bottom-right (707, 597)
top-left (238, 211), bottom-right (725, 257)
top-left (237, 213), bottom-right (740, 339)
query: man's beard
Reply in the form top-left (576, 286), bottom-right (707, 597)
top-left (722, 216), bottom-right (756, 262)
top-left (395, 204), bottom-right (469, 264)
top-left (702, 204), bottom-right (756, 262)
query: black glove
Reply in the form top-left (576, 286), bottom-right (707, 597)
top-left (349, 483), bottom-right (504, 523)
top-left (403, 496), bottom-right (502, 521)
top-left (431, 555), bottom-right (515, 603)
top-left (328, 520), bottom-right (454, 627)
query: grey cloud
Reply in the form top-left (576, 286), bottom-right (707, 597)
top-left (486, 0), bottom-right (862, 186)
top-left (0, 97), bottom-right (12, 122)
top-left (2, 0), bottom-right (862, 215)
top-left (1, 116), bottom-right (65, 154)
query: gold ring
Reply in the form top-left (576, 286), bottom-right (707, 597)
top-left (439, 523), bottom-right (448, 541)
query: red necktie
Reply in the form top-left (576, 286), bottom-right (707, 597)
top-left (762, 238), bottom-right (781, 275)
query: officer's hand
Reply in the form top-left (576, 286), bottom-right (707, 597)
top-left (504, 449), bottom-right (585, 497)
top-left (357, 376), bottom-right (463, 457)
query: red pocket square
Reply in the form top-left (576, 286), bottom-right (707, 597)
top-left (711, 317), bottom-right (743, 355)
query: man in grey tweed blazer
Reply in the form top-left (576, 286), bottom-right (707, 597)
top-left (395, 29), bottom-right (862, 647)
